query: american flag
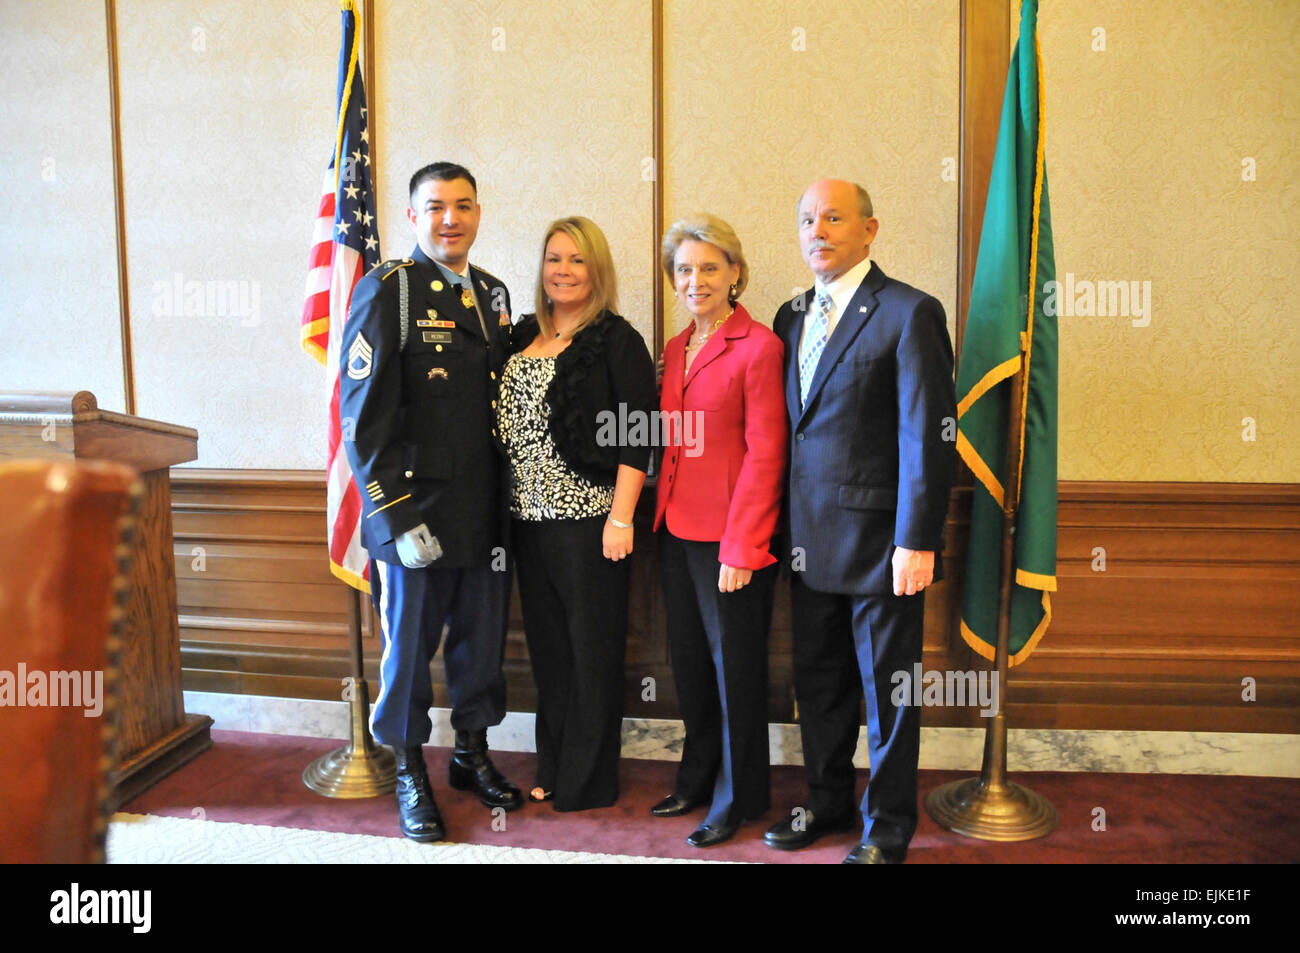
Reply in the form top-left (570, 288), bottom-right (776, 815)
top-left (300, 0), bottom-right (379, 593)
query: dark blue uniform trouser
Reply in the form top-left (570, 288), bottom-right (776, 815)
top-left (790, 574), bottom-right (925, 859)
top-left (367, 558), bottom-right (510, 749)
top-left (659, 530), bottom-right (774, 827)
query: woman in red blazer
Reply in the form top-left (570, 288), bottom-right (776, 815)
top-left (651, 214), bottom-right (787, 847)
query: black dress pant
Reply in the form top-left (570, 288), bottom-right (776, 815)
top-left (513, 515), bottom-right (628, 812)
top-left (660, 530), bottom-right (774, 827)
top-left (790, 573), bottom-right (925, 859)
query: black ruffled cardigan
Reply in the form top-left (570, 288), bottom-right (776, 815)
top-left (506, 310), bottom-right (658, 486)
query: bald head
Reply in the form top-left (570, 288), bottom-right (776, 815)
top-left (799, 179), bottom-right (873, 219)
top-left (797, 179), bottom-right (879, 281)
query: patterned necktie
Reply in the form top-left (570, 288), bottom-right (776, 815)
top-left (799, 288), bottom-right (833, 408)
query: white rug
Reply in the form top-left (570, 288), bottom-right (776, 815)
top-left (106, 812), bottom-right (731, 864)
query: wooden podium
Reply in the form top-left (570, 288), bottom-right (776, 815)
top-left (0, 391), bottom-right (212, 808)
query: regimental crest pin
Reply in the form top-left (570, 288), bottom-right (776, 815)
top-left (347, 332), bottom-right (374, 380)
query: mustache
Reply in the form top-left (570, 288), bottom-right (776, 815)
top-left (806, 240), bottom-right (834, 252)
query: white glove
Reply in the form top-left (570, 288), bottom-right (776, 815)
top-left (395, 524), bottom-right (442, 569)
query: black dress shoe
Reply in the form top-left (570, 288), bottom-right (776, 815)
top-left (763, 809), bottom-right (857, 851)
top-left (842, 843), bottom-right (901, 864)
top-left (686, 823), bottom-right (737, 848)
top-left (448, 729), bottom-right (523, 811)
top-left (394, 746), bottom-right (445, 843)
top-left (650, 793), bottom-right (701, 818)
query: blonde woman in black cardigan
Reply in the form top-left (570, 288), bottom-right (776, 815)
top-left (496, 216), bottom-right (656, 811)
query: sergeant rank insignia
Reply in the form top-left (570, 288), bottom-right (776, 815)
top-left (346, 332), bottom-right (373, 380)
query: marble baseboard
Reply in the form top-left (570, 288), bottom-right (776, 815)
top-left (183, 691), bottom-right (1300, 778)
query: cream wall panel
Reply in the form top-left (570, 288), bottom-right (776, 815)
top-left (1040, 0), bottom-right (1300, 481)
top-left (663, 0), bottom-right (959, 340)
top-left (116, 0), bottom-right (339, 467)
top-left (376, 1), bottom-right (654, 343)
top-left (0, 0), bottom-right (125, 411)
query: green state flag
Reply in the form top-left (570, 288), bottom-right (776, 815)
top-left (956, 0), bottom-right (1058, 666)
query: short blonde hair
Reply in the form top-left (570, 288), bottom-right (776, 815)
top-left (535, 216), bottom-right (619, 339)
top-left (660, 213), bottom-right (749, 302)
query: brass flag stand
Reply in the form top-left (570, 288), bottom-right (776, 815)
top-left (301, 0), bottom-right (392, 800)
top-left (925, 343), bottom-right (1056, 840)
top-left (303, 586), bottom-right (395, 798)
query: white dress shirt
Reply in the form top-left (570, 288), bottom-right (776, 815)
top-left (799, 255), bottom-right (873, 358)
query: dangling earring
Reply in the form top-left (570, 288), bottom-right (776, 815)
top-left (729, 284), bottom-right (738, 302)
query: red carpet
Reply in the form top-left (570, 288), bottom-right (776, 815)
top-left (120, 729), bottom-right (1300, 863)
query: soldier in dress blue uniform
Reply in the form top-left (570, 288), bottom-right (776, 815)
top-left (339, 162), bottom-right (521, 841)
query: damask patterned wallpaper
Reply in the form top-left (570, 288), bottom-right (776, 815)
top-left (1039, 0), bottom-right (1299, 480)
top-left (1, 0), bottom-right (1294, 480)
top-left (663, 0), bottom-right (959, 343)
top-left (0, 0), bottom-right (126, 412)
top-left (115, 0), bottom-right (340, 468)
top-left (375, 0), bottom-right (654, 344)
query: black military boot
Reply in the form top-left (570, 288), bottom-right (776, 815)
top-left (394, 745), bottom-right (445, 842)
top-left (448, 729), bottom-right (523, 811)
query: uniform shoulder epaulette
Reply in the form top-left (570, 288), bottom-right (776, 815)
top-left (472, 264), bottom-right (504, 286)
top-left (366, 258), bottom-right (415, 281)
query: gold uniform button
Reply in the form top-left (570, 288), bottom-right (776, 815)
top-left (435, 344), bottom-right (443, 352)
top-left (490, 371), bottom-right (497, 380)
top-left (404, 469), bottom-right (413, 478)
top-left (431, 280), bottom-right (444, 292)
top-left (491, 400), bottom-right (497, 408)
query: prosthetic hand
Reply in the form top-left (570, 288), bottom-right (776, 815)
top-left (395, 524), bottom-right (442, 569)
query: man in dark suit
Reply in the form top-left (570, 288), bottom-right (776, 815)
top-left (339, 162), bottom-right (522, 842)
top-left (766, 179), bottom-right (956, 864)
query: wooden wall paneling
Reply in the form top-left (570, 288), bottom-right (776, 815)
top-left (171, 470), bottom-right (1300, 734)
top-left (957, 0), bottom-right (1011, 360)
